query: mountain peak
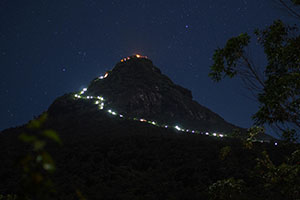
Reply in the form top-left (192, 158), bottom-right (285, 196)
top-left (49, 55), bottom-right (242, 135)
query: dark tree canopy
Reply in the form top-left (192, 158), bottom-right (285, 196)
top-left (209, 1), bottom-right (300, 141)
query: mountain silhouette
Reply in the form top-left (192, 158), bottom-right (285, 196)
top-left (0, 55), bottom-right (282, 199)
top-left (48, 54), bottom-right (245, 136)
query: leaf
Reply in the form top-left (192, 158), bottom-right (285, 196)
top-left (33, 140), bottom-right (46, 151)
top-left (41, 152), bottom-right (56, 172)
top-left (42, 130), bottom-right (62, 145)
top-left (19, 133), bottom-right (37, 143)
top-left (27, 113), bottom-right (48, 129)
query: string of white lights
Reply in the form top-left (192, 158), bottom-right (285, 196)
top-left (72, 54), bottom-right (278, 146)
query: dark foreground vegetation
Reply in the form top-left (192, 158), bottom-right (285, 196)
top-left (0, 111), bottom-right (299, 200)
top-left (0, 1), bottom-right (299, 199)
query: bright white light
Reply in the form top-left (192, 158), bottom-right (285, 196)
top-left (275, 142), bottom-right (278, 146)
top-left (104, 72), bottom-right (109, 78)
top-left (97, 96), bottom-right (104, 100)
top-left (99, 76), bottom-right (104, 79)
top-left (73, 85), bottom-right (232, 140)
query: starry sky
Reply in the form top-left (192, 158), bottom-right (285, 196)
top-left (0, 0), bottom-right (297, 132)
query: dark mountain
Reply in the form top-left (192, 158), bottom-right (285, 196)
top-left (0, 55), bottom-right (283, 200)
top-left (48, 55), bottom-right (244, 135)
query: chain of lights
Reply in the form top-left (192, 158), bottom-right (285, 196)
top-left (120, 54), bottom-right (148, 62)
top-left (72, 55), bottom-right (278, 146)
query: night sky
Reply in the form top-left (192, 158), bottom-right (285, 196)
top-left (0, 0), bottom-right (296, 132)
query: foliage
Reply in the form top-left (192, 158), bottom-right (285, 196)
top-left (0, 106), bottom-right (299, 199)
top-left (209, 19), bottom-right (300, 140)
top-left (292, 0), bottom-right (300, 4)
top-left (255, 150), bottom-right (300, 200)
top-left (219, 146), bottom-right (232, 160)
top-left (208, 178), bottom-right (246, 200)
top-left (292, 0), bottom-right (300, 5)
top-left (0, 195), bottom-right (17, 200)
top-left (208, 3), bottom-right (300, 200)
top-left (17, 113), bottom-right (61, 200)
top-left (209, 33), bottom-right (251, 82)
top-left (244, 126), bottom-right (265, 149)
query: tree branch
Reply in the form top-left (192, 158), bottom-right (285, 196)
top-left (279, 0), bottom-right (300, 19)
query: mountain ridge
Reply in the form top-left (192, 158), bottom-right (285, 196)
top-left (48, 54), bottom-right (245, 137)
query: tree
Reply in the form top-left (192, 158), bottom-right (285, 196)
top-left (209, 0), bottom-right (300, 141)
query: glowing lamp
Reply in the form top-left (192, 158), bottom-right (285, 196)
top-left (151, 121), bottom-right (156, 125)
top-left (136, 54), bottom-right (141, 58)
top-left (213, 133), bottom-right (217, 137)
top-left (175, 126), bottom-right (181, 131)
top-left (140, 119), bottom-right (147, 122)
top-left (95, 101), bottom-right (99, 104)
top-left (165, 125), bottom-right (168, 128)
top-left (104, 72), bottom-right (109, 78)
top-left (205, 132), bottom-right (209, 135)
top-left (99, 76), bottom-right (104, 79)
top-left (275, 142), bottom-right (278, 146)
top-left (119, 114), bottom-right (123, 118)
top-left (219, 134), bottom-right (224, 137)
top-left (83, 88), bottom-right (87, 91)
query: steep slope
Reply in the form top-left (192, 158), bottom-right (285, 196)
top-left (49, 55), bottom-right (242, 135)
